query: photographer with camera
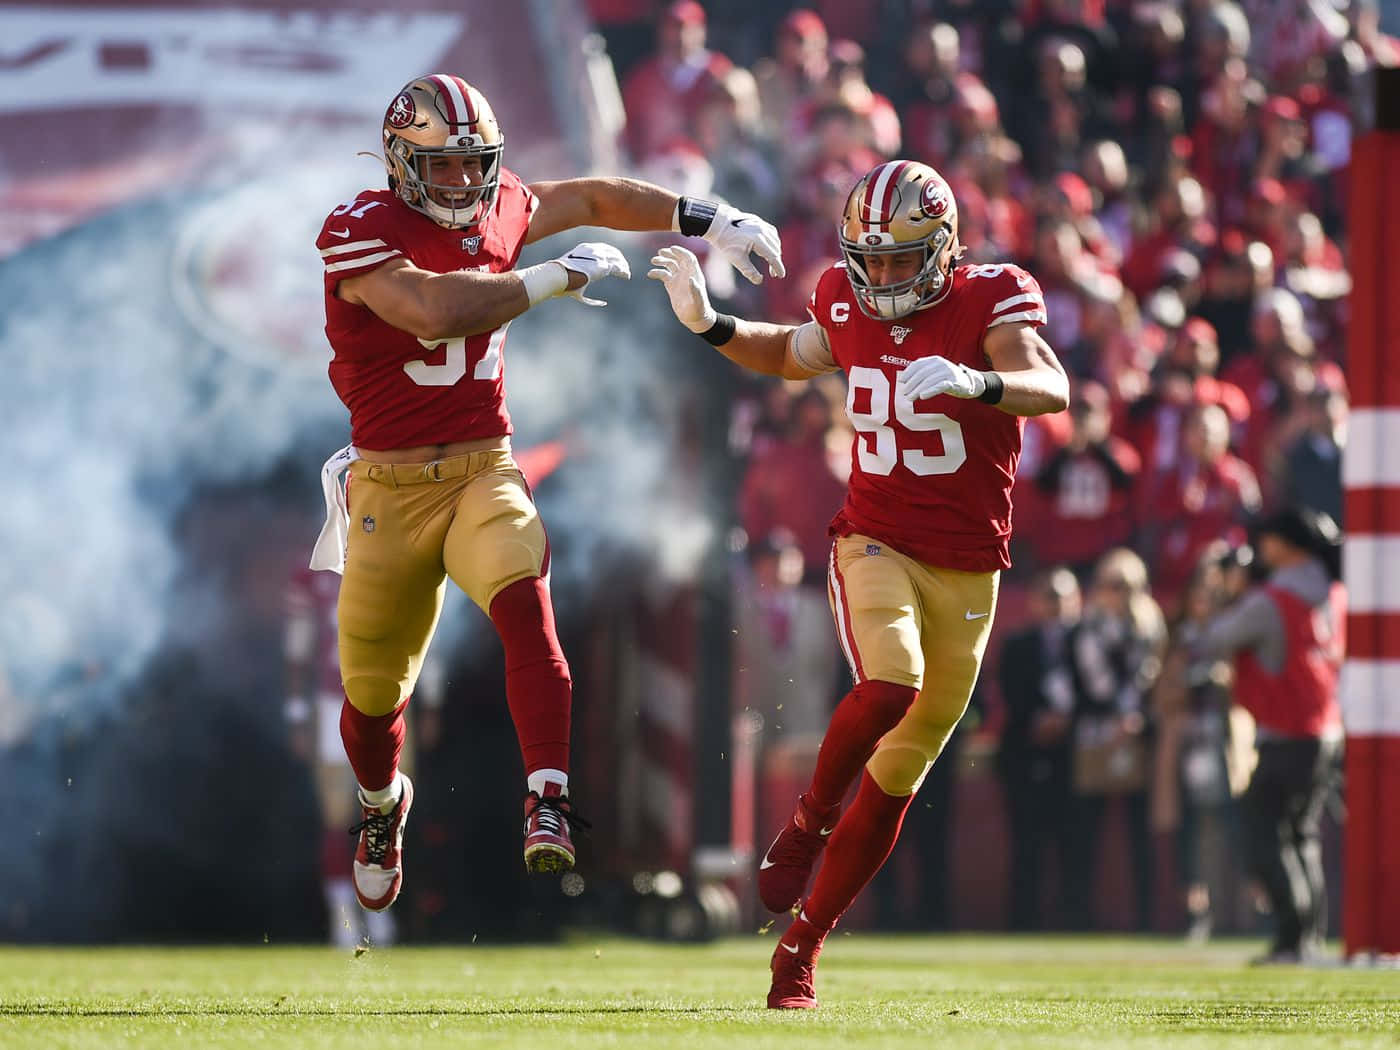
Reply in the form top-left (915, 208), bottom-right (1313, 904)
top-left (1192, 507), bottom-right (1345, 964)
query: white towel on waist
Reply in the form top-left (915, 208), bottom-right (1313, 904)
top-left (309, 444), bottom-right (360, 573)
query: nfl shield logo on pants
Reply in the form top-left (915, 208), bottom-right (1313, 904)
top-left (865, 544), bottom-right (881, 556)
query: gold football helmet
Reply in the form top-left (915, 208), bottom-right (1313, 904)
top-left (839, 160), bottom-right (962, 319)
top-left (382, 74), bottom-right (503, 229)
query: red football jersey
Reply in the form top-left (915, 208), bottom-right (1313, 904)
top-left (316, 169), bottom-right (538, 450)
top-left (810, 262), bottom-right (1048, 571)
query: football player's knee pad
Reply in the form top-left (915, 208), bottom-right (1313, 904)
top-left (866, 745), bottom-right (933, 797)
top-left (342, 675), bottom-right (403, 718)
top-left (853, 679), bottom-right (918, 735)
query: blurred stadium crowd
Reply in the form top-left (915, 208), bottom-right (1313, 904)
top-left (2, 0), bottom-right (1391, 947)
top-left (584, 0), bottom-right (1389, 938)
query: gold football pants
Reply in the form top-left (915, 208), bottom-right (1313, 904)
top-left (337, 441), bottom-right (549, 717)
top-left (827, 534), bottom-right (998, 794)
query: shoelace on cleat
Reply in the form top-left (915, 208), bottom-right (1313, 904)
top-left (348, 799), bottom-right (399, 864)
top-left (526, 794), bottom-right (592, 837)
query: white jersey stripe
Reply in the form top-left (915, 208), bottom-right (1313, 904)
top-left (991, 292), bottom-right (1043, 314)
top-left (987, 309), bottom-right (1048, 328)
top-left (320, 238), bottom-right (389, 258)
top-left (325, 250), bottom-right (401, 273)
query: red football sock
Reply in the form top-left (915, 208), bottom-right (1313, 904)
top-left (807, 679), bottom-right (917, 809)
top-left (339, 697), bottom-right (407, 793)
top-left (801, 771), bottom-right (915, 931)
top-left (489, 576), bottom-right (572, 776)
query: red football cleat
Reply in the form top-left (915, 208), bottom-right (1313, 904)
top-left (523, 782), bottom-right (587, 873)
top-left (349, 775), bottom-right (413, 912)
top-left (757, 794), bottom-right (839, 914)
top-left (767, 927), bottom-right (823, 1009)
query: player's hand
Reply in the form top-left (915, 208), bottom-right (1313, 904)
top-left (898, 355), bottom-right (989, 400)
top-left (647, 245), bottom-right (718, 333)
top-left (555, 242), bottom-right (631, 307)
top-left (702, 203), bottom-right (785, 285)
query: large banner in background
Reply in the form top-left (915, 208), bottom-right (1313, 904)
top-left (1, 2), bottom-right (571, 259)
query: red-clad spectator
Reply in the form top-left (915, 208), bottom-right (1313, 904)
top-left (1033, 216), bottom-right (1123, 369)
top-left (790, 39), bottom-right (901, 160)
top-left (1121, 318), bottom-right (1252, 483)
top-left (1242, 176), bottom-right (1292, 262)
top-left (752, 9), bottom-right (829, 148)
top-left (1189, 58), bottom-right (1262, 230)
top-left (620, 1), bottom-right (733, 164)
top-left (1280, 211), bottom-right (1350, 350)
top-left (1242, 0), bottom-right (1347, 93)
top-left (1121, 173), bottom-right (1215, 299)
top-left (900, 26), bottom-right (981, 171)
top-left (1141, 402), bottom-right (1261, 613)
top-left (767, 161), bottom-right (852, 324)
top-left (1197, 232), bottom-right (1275, 365)
top-left (1224, 288), bottom-right (1347, 490)
top-left (1081, 139), bottom-right (1137, 264)
top-left (738, 385), bottom-right (848, 581)
top-left (694, 68), bottom-right (782, 217)
top-left (1016, 38), bottom-right (1112, 179)
top-left (1082, 289), bottom-right (1164, 406)
top-left (1255, 96), bottom-right (1318, 200)
top-left (808, 0), bottom-right (883, 50)
top-left (1029, 380), bottom-right (1142, 573)
top-left (1297, 42), bottom-right (1367, 232)
top-left (952, 132), bottom-right (1035, 261)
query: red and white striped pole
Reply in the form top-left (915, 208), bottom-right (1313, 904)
top-left (1341, 68), bottom-right (1400, 960)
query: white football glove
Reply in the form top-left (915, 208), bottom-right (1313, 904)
top-left (647, 245), bottom-right (717, 333)
top-left (700, 203), bottom-right (785, 285)
top-left (898, 355), bottom-right (989, 401)
top-left (555, 242), bottom-right (631, 306)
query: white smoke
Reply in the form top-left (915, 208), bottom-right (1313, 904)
top-left (0, 157), bottom-right (716, 735)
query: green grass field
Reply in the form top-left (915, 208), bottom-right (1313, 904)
top-left (1, 935), bottom-right (1395, 1049)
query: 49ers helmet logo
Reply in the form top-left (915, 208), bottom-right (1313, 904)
top-left (387, 92), bottom-right (415, 129)
top-left (921, 179), bottom-right (950, 218)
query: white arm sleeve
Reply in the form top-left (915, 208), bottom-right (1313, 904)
top-left (787, 321), bottom-right (840, 375)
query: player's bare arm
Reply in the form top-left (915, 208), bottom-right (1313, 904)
top-left (531, 178), bottom-right (785, 284)
top-left (980, 320), bottom-right (1070, 416)
top-left (338, 257), bottom-right (535, 340)
top-left (646, 245), bottom-right (823, 379)
top-left (526, 178), bottom-right (677, 241)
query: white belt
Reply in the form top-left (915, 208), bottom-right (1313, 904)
top-left (309, 444), bottom-right (360, 574)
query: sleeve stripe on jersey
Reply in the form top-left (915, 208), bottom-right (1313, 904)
top-left (325, 249), bottom-right (401, 274)
top-left (988, 309), bottom-right (1048, 328)
top-left (991, 292), bottom-right (1043, 314)
top-left (320, 238), bottom-right (390, 258)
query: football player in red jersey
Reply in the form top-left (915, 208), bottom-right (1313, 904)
top-left (650, 159), bottom-right (1068, 1008)
top-left (311, 73), bottom-right (784, 915)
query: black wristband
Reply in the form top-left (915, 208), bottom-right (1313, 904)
top-left (977, 371), bottom-right (1005, 404)
top-left (677, 196), bottom-right (718, 237)
top-left (700, 313), bottom-right (737, 346)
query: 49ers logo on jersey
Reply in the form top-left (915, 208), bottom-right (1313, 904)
top-left (920, 179), bottom-right (950, 218)
top-left (387, 93), bottom-right (416, 128)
